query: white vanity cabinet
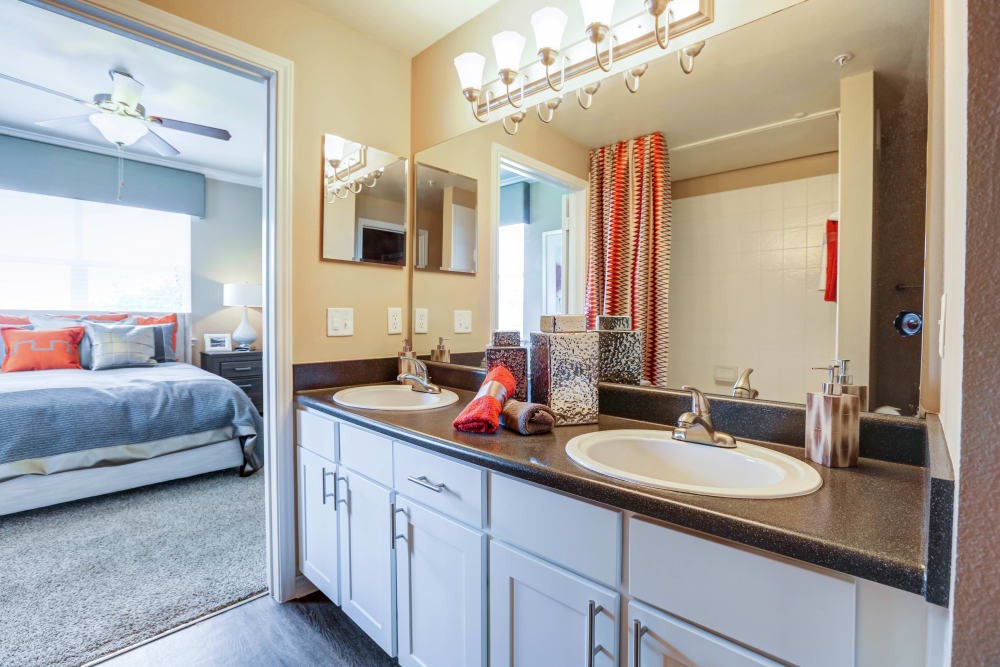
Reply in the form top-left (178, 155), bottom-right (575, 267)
top-left (296, 445), bottom-right (341, 605)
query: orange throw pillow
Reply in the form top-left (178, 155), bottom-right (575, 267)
top-left (1, 327), bottom-right (85, 372)
top-left (0, 314), bottom-right (30, 325)
top-left (136, 313), bottom-right (178, 356)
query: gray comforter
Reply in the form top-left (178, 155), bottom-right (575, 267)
top-left (0, 363), bottom-right (262, 480)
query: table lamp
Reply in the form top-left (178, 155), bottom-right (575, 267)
top-left (223, 283), bottom-right (262, 351)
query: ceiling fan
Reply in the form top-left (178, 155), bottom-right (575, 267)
top-left (0, 69), bottom-right (231, 156)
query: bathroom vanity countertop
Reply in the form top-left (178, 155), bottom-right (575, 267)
top-left (298, 385), bottom-right (931, 600)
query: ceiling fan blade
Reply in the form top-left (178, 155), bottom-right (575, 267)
top-left (138, 128), bottom-right (180, 157)
top-left (35, 114), bottom-right (95, 128)
top-left (148, 116), bottom-right (231, 141)
top-left (0, 71), bottom-right (91, 106)
top-left (109, 71), bottom-right (143, 111)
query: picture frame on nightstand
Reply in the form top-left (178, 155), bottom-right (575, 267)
top-left (204, 333), bottom-right (233, 352)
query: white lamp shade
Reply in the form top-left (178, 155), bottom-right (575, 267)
top-left (223, 283), bottom-right (262, 308)
top-left (579, 0), bottom-right (615, 28)
top-left (531, 7), bottom-right (568, 52)
top-left (453, 52), bottom-right (486, 91)
top-left (491, 30), bottom-right (526, 73)
top-left (89, 113), bottom-right (148, 146)
top-left (324, 134), bottom-right (345, 160)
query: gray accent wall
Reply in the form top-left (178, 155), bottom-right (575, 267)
top-left (191, 179), bottom-right (263, 355)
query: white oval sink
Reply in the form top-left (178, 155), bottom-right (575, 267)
top-left (566, 429), bottom-right (821, 499)
top-left (333, 385), bottom-right (459, 411)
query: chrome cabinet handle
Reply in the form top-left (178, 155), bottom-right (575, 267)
top-left (587, 600), bottom-right (605, 667)
top-left (633, 618), bottom-right (648, 667)
top-left (407, 475), bottom-right (445, 493)
top-left (321, 468), bottom-right (337, 505)
top-left (236, 383), bottom-right (254, 389)
top-left (393, 506), bottom-right (407, 548)
top-left (233, 366), bottom-right (254, 371)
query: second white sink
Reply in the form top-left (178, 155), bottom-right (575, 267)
top-left (566, 429), bottom-right (822, 499)
top-left (333, 385), bottom-right (459, 411)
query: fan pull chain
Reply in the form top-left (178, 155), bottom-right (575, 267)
top-left (116, 143), bottom-right (124, 201)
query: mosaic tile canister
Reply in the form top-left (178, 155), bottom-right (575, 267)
top-left (539, 314), bottom-right (587, 333)
top-left (529, 331), bottom-right (599, 425)
top-left (485, 332), bottom-right (527, 400)
top-left (594, 316), bottom-right (643, 384)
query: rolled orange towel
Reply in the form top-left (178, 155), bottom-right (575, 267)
top-left (452, 365), bottom-right (516, 433)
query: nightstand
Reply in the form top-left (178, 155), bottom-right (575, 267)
top-left (201, 349), bottom-right (263, 414)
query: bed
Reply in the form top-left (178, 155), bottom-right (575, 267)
top-left (0, 362), bottom-right (263, 516)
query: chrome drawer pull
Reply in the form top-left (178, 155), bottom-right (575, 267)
top-left (233, 366), bottom-right (254, 372)
top-left (236, 383), bottom-right (254, 389)
top-left (587, 600), bottom-right (605, 667)
top-left (633, 619), bottom-right (648, 667)
top-left (407, 475), bottom-right (445, 493)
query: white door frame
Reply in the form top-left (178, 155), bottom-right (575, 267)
top-left (76, 0), bottom-right (298, 602)
top-left (489, 144), bottom-right (588, 332)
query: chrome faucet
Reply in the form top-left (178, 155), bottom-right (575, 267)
top-left (732, 368), bottom-right (759, 399)
top-left (397, 358), bottom-right (442, 394)
top-left (672, 386), bottom-right (736, 448)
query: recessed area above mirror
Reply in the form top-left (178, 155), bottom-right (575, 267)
top-left (321, 134), bottom-right (407, 266)
top-left (414, 163), bottom-right (479, 274)
top-left (411, 0), bottom-right (929, 416)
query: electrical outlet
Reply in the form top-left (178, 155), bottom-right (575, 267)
top-left (414, 308), bottom-right (429, 334)
top-left (454, 309), bottom-right (472, 334)
top-left (387, 307), bottom-right (403, 335)
top-left (327, 308), bottom-right (353, 336)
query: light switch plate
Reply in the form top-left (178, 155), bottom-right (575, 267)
top-left (327, 308), bottom-right (354, 337)
top-left (387, 307), bottom-right (403, 335)
top-left (454, 309), bottom-right (472, 334)
top-left (414, 308), bottom-right (429, 334)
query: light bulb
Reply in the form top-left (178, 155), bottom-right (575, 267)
top-left (88, 113), bottom-right (148, 146)
top-left (453, 52), bottom-right (486, 92)
top-left (531, 7), bottom-right (568, 53)
top-left (579, 0), bottom-right (615, 29)
top-left (491, 30), bottom-right (526, 75)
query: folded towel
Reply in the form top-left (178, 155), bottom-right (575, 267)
top-left (452, 366), bottom-right (516, 433)
top-left (502, 399), bottom-right (556, 435)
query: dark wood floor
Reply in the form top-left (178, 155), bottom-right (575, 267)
top-left (101, 592), bottom-right (396, 667)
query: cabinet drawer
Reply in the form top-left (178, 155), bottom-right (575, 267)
top-left (296, 409), bottom-right (336, 461)
top-left (393, 443), bottom-right (484, 528)
top-left (490, 473), bottom-right (620, 587)
top-left (339, 422), bottom-right (393, 487)
top-left (629, 517), bottom-right (855, 667)
top-left (220, 359), bottom-right (263, 378)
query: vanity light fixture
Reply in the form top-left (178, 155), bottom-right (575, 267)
top-left (531, 7), bottom-right (569, 91)
top-left (454, 51), bottom-right (492, 122)
top-left (502, 110), bottom-right (527, 136)
top-left (623, 63), bottom-right (648, 93)
top-left (577, 80), bottom-right (601, 109)
top-left (678, 40), bottom-right (706, 74)
top-left (580, 0), bottom-right (616, 72)
top-left (644, 0), bottom-right (675, 49)
top-left (536, 96), bottom-right (563, 123)
top-left (492, 30), bottom-right (527, 108)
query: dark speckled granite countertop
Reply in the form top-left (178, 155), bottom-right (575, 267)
top-left (297, 384), bottom-right (929, 598)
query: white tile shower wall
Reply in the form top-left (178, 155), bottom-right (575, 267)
top-left (670, 174), bottom-right (838, 403)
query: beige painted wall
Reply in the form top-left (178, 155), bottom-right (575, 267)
top-left (410, 0), bottom-right (808, 153)
top-left (412, 121), bottom-right (589, 355)
top-left (673, 152), bottom-right (838, 199)
top-left (139, 0), bottom-right (411, 364)
top-left (191, 179), bottom-right (263, 356)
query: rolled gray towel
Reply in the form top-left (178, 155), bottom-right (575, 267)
top-left (501, 399), bottom-right (557, 435)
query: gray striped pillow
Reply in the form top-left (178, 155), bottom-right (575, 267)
top-left (83, 322), bottom-right (175, 370)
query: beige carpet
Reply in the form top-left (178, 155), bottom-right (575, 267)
top-left (0, 469), bottom-right (265, 666)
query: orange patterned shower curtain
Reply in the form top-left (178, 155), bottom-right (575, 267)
top-left (585, 132), bottom-right (671, 387)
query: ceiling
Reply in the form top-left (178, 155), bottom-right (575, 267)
top-left (297, 0), bottom-right (504, 57)
top-left (0, 0), bottom-right (267, 184)
top-left (544, 0), bottom-right (928, 180)
top-left (416, 163), bottom-right (478, 211)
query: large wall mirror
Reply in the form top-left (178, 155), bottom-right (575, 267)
top-left (322, 134), bottom-right (407, 266)
top-left (410, 0), bottom-right (928, 416)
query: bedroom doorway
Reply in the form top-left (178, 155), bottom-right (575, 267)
top-left (0, 1), bottom-right (294, 664)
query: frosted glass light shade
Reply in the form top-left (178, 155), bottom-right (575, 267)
top-left (492, 30), bottom-right (526, 73)
top-left (89, 113), bottom-right (148, 146)
top-left (324, 134), bottom-right (345, 160)
top-left (453, 52), bottom-right (486, 91)
top-left (223, 283), bottom-right (262, 308)
top-left (579, 0), bottom-right (615, 28)
top-left (531, 7), bottom-right (568, 52)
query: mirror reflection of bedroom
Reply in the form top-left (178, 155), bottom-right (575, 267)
top-left (0, 2), bottom-right (269, 664)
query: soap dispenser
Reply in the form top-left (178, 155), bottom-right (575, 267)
top-left (832, 359), bottom-right (869, 411)
top-left (806, 365), bottom-right (860, 467)
top-left (398, 338), bottom-right (416, 378)
top-left (430, 337), bottom-right (451, 363)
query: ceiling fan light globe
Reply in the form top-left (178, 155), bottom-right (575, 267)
top-left (88, 112), bottom-right (147, 146)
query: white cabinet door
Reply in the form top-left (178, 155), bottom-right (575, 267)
top-left (339, 467), bottom-right (396, 656)
top-left (297, 446), bottom-right (340, 604)
top-left (628, 600), bottom-right (779, 667)
top-left (490, 541), bottom-right (618, 667)
top-left (395, 498), bottom-right (486, 667)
